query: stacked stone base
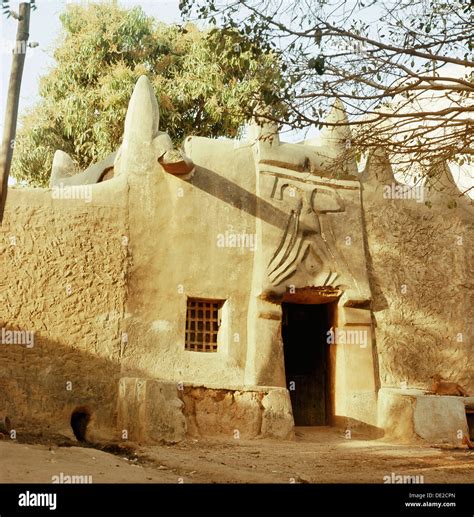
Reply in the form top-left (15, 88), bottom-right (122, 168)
top-left (117, 377), bottom-right (294, 443)
top-left (378, 388), bottom-right (473, 445)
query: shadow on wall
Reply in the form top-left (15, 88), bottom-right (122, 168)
top-left (360, 186), bottom-right (389, 313)
top-left (0, 326), bottom-right (139, 441)
top-left (362, 194), bottom-right (473, 393)
top-left (366, 237), bottom-right (473, 391)
top-left (191, 165), bottom-right (290, 231)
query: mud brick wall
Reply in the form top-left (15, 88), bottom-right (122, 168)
top-left (0, 198), bottom-right (129, 435)
top-left (363, 197), bottom-right (473, 393)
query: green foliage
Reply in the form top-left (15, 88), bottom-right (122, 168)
top-left (12, 2), bottom-right (285, 186)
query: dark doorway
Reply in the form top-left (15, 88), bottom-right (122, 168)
top-left (70, 406), bottom-right (91, 442)
top-left (282, 302), bottom-right (332, 426)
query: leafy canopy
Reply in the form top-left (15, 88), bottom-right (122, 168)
top-left (12, 2), bottom-right (285, 186)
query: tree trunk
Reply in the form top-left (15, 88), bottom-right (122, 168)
top-left (0, 2), bottom-right (31, 223)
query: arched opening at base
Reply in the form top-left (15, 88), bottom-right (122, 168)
top-left (70, 406), bottom-right (91, 442)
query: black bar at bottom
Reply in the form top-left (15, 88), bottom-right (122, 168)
top-left (0, 483), bottom-right (472, 515)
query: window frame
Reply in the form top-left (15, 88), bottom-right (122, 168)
top-left (185, 297), bottom-right (226, 352)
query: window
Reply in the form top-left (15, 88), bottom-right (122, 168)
top-left (185, 298), bottom-right (224, 352)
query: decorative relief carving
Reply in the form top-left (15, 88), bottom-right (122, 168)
top-left (262, 169), bottom-right (353, 290)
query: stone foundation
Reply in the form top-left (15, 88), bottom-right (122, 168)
top-left (378, 388), bottom-right (472, 445)
top-left (117, 378), bottom-right (294, 443)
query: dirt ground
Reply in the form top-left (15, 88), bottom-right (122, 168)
top-left (0, 427), bottom-right (472, 484)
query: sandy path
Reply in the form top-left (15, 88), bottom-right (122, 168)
top-left (1, 427), bottom-right (472, 484)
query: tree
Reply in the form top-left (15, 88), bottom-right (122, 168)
top-left (181, 0), bottom-right (473, 186)
top-left (12, 2), bottom-right (286, 186)
top-left (0, 0), bottom-right (36, 222)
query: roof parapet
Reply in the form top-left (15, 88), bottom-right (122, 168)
top-left (318, 98), bottom-right (352, 150)
top-left (361, 147), bottom-right (396, 185)
top-left (425, 161), bottom-right (466, 203)
top-left (50, 150), bottom-right (78, 188)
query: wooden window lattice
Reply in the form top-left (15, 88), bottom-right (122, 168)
top-left (185, 299), bottom-right (224, 352)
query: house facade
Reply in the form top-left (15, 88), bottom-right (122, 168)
top-left (1, 76), bottom-right (472, 444)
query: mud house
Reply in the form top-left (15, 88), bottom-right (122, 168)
top-left (1, 76), bottom-right (472, 445)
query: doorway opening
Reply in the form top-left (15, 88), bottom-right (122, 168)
top-left (282, 302), bottom-right (334, 426)
top-left (71, 406), bottom-right (91, 442)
